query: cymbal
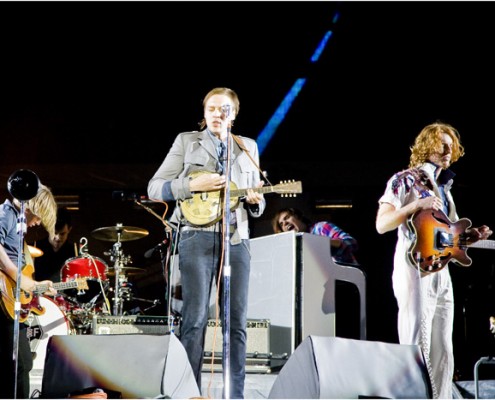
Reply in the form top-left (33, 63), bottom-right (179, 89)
top-left (28, 245), bottom-right (43, 258)
top-left (107, 267), bottom-right (145, 276)
top-left (91, 224), bottom-right (149, 242)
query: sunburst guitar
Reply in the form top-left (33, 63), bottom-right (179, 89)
top-left (180, 171), bottom-right (303, 226)
top-left (407, 208), bottom-right (495, 274)
top-left (0, 264), bottom-right (88, 322)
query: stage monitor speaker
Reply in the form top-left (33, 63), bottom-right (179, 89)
top-left (40, 333), bottom-right (200, 399)
top-left (268, 336), bottom-right (432, 399)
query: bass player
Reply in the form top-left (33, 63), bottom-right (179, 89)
top-left (375, 121), bottom-right (492, 399)
top-left (0, 181), bottom-right (58, 399)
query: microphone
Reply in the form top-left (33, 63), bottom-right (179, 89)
top-left (8, 169), bottom-right (40, 201)
top-left (144, 241), bottom-right (166, 259)
top-left (113, 190), bottom-right (154, 204)
top-left (221, 104), bottom-right (231, 118)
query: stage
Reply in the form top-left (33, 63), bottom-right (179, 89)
top-left (30, 370), bottom-right (495, 399)
top-left (30, 369), bottom-right (278, 399)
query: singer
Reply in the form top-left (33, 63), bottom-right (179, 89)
top-left (148, 87), bottom-right (266, 398)
top-left (0, 182), bottom-right (58, 398)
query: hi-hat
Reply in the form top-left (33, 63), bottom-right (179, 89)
top-left (107, 267), bottom-right (145, 276)
top-left (91, 223), bottom-right (149, 242)
top-left (28, 245), bottom-right (43, 258)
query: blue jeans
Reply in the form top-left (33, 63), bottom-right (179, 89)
top-left (178, 230), bottom-right (250, 399)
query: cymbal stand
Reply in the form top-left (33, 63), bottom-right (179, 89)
top-left (108, 237), bottom-right (131, 316)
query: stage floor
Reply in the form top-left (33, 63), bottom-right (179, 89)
top-left (32, 369), bottom-right (495, 399)
top-left (30, 370), bottom-right (278, 399)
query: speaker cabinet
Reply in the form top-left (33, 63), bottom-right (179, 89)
top-left (40, 333), bottom-right (199, 399)
top-left (269, 335), bottom-right (432, 399)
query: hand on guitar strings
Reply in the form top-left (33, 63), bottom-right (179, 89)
top-left (190, 172), bottom-right (226, 192)
top-left (465, 225), bottom-right (493, 242)
top-left (245, 182), bottom-right (264, 205)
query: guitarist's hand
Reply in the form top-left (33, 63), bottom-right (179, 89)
top-left (190, 173), bottom-right (226, 192)
top-left (245, 182), bottom-right (264, 205)
top-left (20, 275), bottom-right (57, 296)
top-left (465, 225), bottom-right (493, 243)
top-left (417, 195), bottom-right (444, 212)
top-left (39, 279), bottom-right (58, 296)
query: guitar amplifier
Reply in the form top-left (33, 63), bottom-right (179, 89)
top-left (204, 319), bottom-right (270, 354)
top-left (92, 315), bottom-right (178, 335)
top-left (203, 319), bottom-right (272, 373)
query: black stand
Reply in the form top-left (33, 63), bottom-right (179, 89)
top-left (221, 106), bottom-right (233, 400)
top-left (12, 201), bottom-right (27, 399)
top-left (135, 200), bottom-right (175, 329)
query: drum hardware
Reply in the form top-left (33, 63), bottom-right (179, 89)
top-left (107, 266), bottom-right (145, 276)
top-left (103, 230), bottom-right (139, 316)
top-left (91, 223), bottom-right (149, 316)
top-left (132, 297), bottom-right (161, 313)
top-left (91, 223), bottom-right (149, 242)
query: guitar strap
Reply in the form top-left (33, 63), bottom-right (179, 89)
top-left (232, 134), bottom-right (273, 186)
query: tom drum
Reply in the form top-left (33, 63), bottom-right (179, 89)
top-left (61, 255), bottom-right (108, 305)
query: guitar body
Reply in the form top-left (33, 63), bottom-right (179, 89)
top-left (0, 264), bottom-right (88, 322)
top-left (179, 170), bottom-right (303, 226)
top-left (180, 172), bottom-right (240, 226)
top-left (407, 209), bottom-right (473, 273)
top-left (0, 264), bottom-right (44, 322)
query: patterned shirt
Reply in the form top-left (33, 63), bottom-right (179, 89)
top-left (310, 221), bottom-right (359, 266)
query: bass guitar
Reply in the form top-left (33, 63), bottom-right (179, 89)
top-left (407, 209), bottom-right (495, 274)
top-left (0, 263), bottom-right (88, 322)
top-left (180, 171), bottom-right (303, 226)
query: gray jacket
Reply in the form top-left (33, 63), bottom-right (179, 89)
top-left (147, 130), bottom-right (266, 240)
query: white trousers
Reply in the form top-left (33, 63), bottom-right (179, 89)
top-left (393, 262), bottom-right (454, 399)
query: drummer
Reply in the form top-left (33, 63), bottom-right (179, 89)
top-left (34, 208), bottom-right (78, 283)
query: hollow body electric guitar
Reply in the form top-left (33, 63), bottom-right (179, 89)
top-left (180, 171), bottom-right (303, 226)
top-left (0, 263), bottom-right (88, 322)
top-left (407, 209), bottom-right (495, 274)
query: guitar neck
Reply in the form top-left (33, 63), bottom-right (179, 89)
top-left (230, 186), bottom-right (275, 198)
top-left (470, 240), bottom-right (495, 250)
top-left (34, 280), bottom-right (78, 294)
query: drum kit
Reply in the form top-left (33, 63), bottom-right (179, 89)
top-left (28, 223), bottom-right (152, 353)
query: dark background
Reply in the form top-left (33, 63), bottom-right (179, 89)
top-left (2, 1), bottom-right (495, 381)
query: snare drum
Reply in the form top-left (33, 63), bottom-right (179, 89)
top-left (61, 256), bottom-right (108, 304)
top-left (27, 295), bottom-right (72, 372)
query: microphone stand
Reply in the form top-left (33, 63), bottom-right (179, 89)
top-left (13, 201), bottom-right (27, 399)
top-left (221, 116), bottom-right (233, 400)
top-left (134, 200), bottom-right (175, 330)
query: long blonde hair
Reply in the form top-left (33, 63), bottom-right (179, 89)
top-left (15, 184), bottom-right (57, 238)
top-left (409, 122), bottom-right (465, 168)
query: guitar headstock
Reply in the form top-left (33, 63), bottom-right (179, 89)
top-left (275, 180), bottom-right (303, 197)
top-left (76, 277), bottom-right (89, 291)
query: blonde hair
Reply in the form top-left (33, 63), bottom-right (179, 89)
top-left (24, 184), bottom-right (57, 238)
top-left (409, 122), bottom-right (465, 169)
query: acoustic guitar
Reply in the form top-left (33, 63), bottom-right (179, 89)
top-left (0, 263), bottom-right (88, 322)
top-left (180, 171), bottom-right (303, 226)
top-left (407, 208), bottom-right (495, 274)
